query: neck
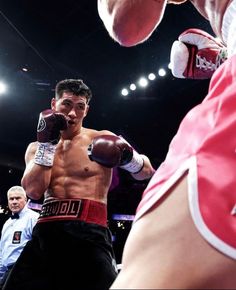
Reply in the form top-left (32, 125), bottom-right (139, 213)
top-left (61, 125), bottom-right (83, 140)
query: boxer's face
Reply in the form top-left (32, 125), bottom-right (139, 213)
top-left (51, 92), bottom-right (89, 127)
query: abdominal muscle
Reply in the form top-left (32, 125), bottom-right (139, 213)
top-left (46, 174), bottom-right (112, 203)
top-left (44, 140), bottom-right (113, 204)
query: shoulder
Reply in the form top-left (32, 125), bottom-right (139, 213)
top-left (2, 218), bottom-right (11, 228)
top-left (83, 128), bottom-right (116, 139)
top-left (24, 208), bottom-right (40, 221)
top-left (24, 205), bottom-right (39, 215)
top-left (98, 129), bottom-right (116, 136)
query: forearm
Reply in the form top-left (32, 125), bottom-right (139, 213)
top-left (21, 110), bottom-right (67, 200)
top-left (21, 160), bottom-right (51, 200)
top-left (131, 154), bottom-right (155, 180)
top-left (98, 0), bottom-right (168, 46)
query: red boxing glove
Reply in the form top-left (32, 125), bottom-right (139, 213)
top-left (88, 135), bottom-right (144, 173)
top-left (170, 28), bottom-right (227, 79)
top-left (37, 109), bottom-right (68, 144)
top-left (34, 109), bottom-right (67, 167)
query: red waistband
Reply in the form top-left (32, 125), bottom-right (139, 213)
top-left (37, 198), bottom-right (107, 227)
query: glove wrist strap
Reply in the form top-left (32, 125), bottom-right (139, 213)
top-left (120, 150), bottom-right (144, 174)
top-left (34, 142), bottom-right (57, 167)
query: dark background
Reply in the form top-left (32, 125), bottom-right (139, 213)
top-left (0, 0), bottom-right (213, 262)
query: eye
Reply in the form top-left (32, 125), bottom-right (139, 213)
top-left (63, 101), bottom-right (72, 107)
top-left (76, 103), bottom-right (86, 110)
top-left (60, 100), bottom-right (73, 111)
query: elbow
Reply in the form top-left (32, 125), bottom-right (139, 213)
top-left (100, 11), bottom-right (149, 46)
top-left (111, 22), bottom-right (149, 47)
top-left (114, 36), bottom-right (145, 47)
top-left (21, 178), bottom-right (44, 201)
top-left (98, 0), bottom-right (166, 47)
top-left (131, 168), bottom-right (155, 181)
top-left (26, 191), bottom-right (43, 201)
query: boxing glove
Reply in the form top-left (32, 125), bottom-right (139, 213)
top-left (170, 28), bottom-right (227, 79)
top-left (88, 135), bottom-right (144, 173)
top-left (37, 109), bottom-right (68, 144)
top-left (34, 109), bottom-right (67, 167)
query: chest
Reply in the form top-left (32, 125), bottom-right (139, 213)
top-left (53, 139), bottom-right (98, 176)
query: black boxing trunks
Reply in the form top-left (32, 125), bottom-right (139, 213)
top-left (135, 54), bottom-right (236, 260)
top-left (38, 197), bottom-right (107, 227)
top-left (3, 198), bottom-right (117, 290)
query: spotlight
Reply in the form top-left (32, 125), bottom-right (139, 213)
top-left (121, 88), bottom-right (129, 96)
top-left (148, 73), bottom-right (156, 80)
top-left (0, 81), bottom-right (7, 94)
top-left (138, 77), bottom-right (148, 87)
top-left (129, 83), bottom-right (136, 91)
top-left (158, 68), bottom-right (166, 77)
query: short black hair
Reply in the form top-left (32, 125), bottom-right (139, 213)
top-left (55, 79), bottom-right (92, 103)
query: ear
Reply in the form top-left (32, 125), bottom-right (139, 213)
top-left (84, 105), bottom-right (89, 116)
top-left (51, 98), bottom-right (56, 110)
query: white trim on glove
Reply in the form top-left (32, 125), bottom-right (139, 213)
top-left (170, 40), bottom-right (189, 78)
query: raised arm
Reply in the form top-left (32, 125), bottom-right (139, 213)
top-left (21, 142), bottom-right (52, 200)
top-left (88, 134), bottom-right (155, 180)
top-left (21, 109), bottom-right (67, 200)
top-left (97, 0), bottom-right (168, 46)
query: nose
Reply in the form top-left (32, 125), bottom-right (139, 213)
top-left (68, 107), bottom-right (76, 118)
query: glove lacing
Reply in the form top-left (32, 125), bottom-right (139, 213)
top-left (196, 48), bottom-right (228, 71)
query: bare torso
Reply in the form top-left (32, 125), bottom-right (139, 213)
top-left (30, 128), bottom-right (113, 204)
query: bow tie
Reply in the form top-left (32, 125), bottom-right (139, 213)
top-left (11, 213), bottom-right (19, 219)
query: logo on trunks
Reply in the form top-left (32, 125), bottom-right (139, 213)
top-left (40, 200), bottom-right (81, 218)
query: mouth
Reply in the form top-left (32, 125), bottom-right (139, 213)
top-left (68, 120), bottom-right (75, 125)
top-left (11, 207), bottom-right (19, 211)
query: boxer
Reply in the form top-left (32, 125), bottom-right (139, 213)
top-left (3, 79), bottom-right (155, 290)
top-left (98, 0), bottom-right (236, 288)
